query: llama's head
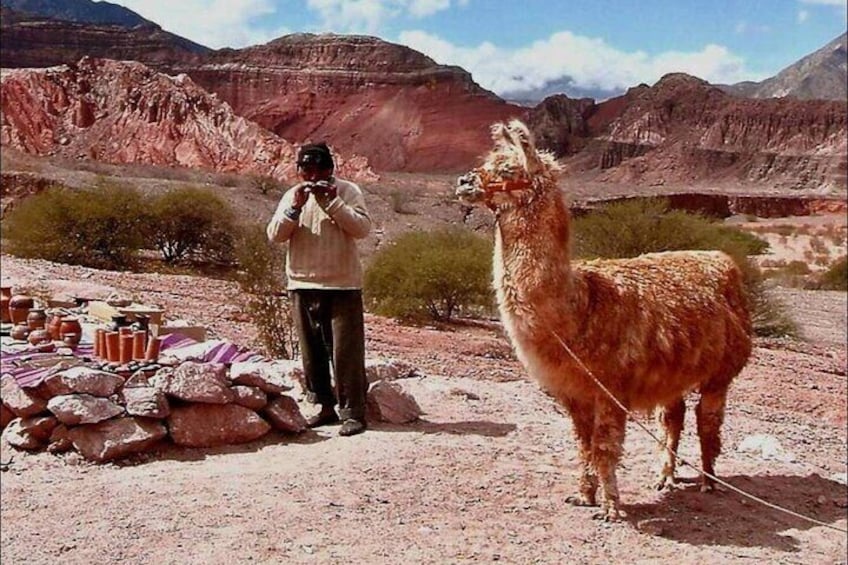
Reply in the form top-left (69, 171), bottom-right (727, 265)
top-left (456, 119), bottom-right (561, 210)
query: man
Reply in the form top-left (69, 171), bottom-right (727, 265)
top-left (266, 142), bottom-right (372, 436)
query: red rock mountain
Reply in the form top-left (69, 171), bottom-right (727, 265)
top-left (1, 15), bottom-right (525, 172)
top-left (528, 74), bottom-right (847, 192)
top-left (180, 34), bottom-right (525, 172)
top-left (1, 13), bottom-right (844, 190)
top-left (0, 57), bottom-right (375, 182)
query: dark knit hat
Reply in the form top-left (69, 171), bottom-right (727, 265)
top-left (297, 142), bottom-right (334, 170)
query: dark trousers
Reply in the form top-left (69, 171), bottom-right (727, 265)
top-left (291, 289), bottom-right (367, 421)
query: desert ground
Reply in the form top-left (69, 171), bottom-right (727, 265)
top-left (1, 207), bottom-right (847, 564)
top-left (1, 155), bottom-right (847, 563)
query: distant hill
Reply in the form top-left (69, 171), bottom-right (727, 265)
top-left (721, 33), bottom-right (847, 101)
top-left (0, 0), bottom-right (150, 27)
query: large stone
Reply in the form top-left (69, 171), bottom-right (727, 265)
top-left (153, 361), bottom-right (233, 404)
top-left (366, 381), bottom-right (422, 424)
top-left (2, 415), bottom-right (58, 450)
top-left (230, 360), bottom-right (303, 395)
top-left (122, 387), bottom-right (170, 419)
top-left (47, 394), bottom-right (124, 425)
top-left (68, 417), bottom-right (167, 462)
top-left (1, 374), bottom-right (48, 417)
top-left (43, 366), bottom-right (125, 397)
top-left (263, 395), bottom-right (307, 434)
top-left (167, 404), bottom-right (270, 447)
top-left (365, 358), bottom-right (415, 383)
top-left (229, 386), bottom-right (268, 411)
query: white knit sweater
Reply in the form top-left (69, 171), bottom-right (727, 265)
top-left (266, 178), bottom-right (372, 290)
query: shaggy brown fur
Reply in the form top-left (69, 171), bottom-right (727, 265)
top-left (456, 119), bottom-right (753, 520)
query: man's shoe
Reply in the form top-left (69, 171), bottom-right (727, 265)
top-left (339, 419), bottom-right (366, 437)
top-left (307, 407), bottom-right (339, 428)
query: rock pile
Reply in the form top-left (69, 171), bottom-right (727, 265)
top-left (1, 357), bottom-right (422, 462)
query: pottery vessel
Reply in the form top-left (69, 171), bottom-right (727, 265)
top-left (11, 323), bottom-right (30, 341)
top-left (28, 328), bottom-right (51, 346)
top-left (26, 308), bottom-right (47, 331)
top-left (63, 333), bottom-right (81, 348)
top-left (59, 317), bottom-right (83, 340)
top-left (0, 286), bottom-right (11, 323)
top-left (8, 295), bottom-right (33, 324)
top-left (47, 312), bottom-right (65, 340)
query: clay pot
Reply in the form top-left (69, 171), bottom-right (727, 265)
top-left (59, 317), bottom-right (83, 340)
top-left (28, 328), bottom-right (51, 346)
top-left (8, 294), bottom-right (33, 324)
top-left (10, 323), bottom-right (30, 341)
top-left (0, 286), bottom-right (11, 324)
top-left (63, 333), bottom-right (81, 348)
top-left (47, 312), bottom-right (65, 340)
top-left (26, 308), bottom-right (47, 331)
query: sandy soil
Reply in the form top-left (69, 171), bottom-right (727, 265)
top-left (1, 251), bottom-right (846, 565)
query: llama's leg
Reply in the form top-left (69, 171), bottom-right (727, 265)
top-left (563, 398), bottom-right (598, 506)
top-left (696, 386), bottom-right (729, 492)
top-left (592, 400), bottom-right (627, 521)
top-left (655, 398), bottom-right (686, 490)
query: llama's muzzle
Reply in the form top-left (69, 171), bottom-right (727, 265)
top-left (455, 173), bottom-right (485, 204)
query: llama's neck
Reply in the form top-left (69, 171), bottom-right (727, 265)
top-left (492, 191), bottom-right (582, 337)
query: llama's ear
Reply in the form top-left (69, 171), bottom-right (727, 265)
top-left (505, 119), bottom-right (544, 174)
top-left (490, 122), bottom-right (507, 145)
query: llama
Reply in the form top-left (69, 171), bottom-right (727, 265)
top-left (456, 119), bottom-right (752, 520)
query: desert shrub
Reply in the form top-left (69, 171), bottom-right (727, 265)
top-left (251, 174), bottom-right (285, 196)
top-left (572, 198), bottom-right (796, 337)
top-left (2, 182), bottom-right (145, 269)
top-left (144, 187), bottom-right (237, 265)
top-left (573, 198), bottom-right (768, 260)
top-left (232, 224), bottom-right (296, 358)
top-left (816, 256), bottom-right (848, 291)
top-left (365, 227), bottom-right (493, 322)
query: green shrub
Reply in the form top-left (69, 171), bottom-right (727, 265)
top-left (2, 182), bottom-right (145, 269)
top-left (572, 198), bottom-right (796, 338)
top-left (144, 187), bottom-right (236, 264)
top-left (573, 198), bottom-right (768, 260)
top-left (365, 227), bottom-right (493, 322)
top-left (816, 256), bottom-right (848, 291)
top-left (233, 224), bottom-right (295, 358)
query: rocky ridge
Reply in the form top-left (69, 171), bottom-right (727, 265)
top-left (0, 57), bottom-right (376, 183)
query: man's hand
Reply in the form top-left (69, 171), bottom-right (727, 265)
top-left (291, 182), bottom-right (311, 210)
top-left (311, 179), bottom-right (338, 208)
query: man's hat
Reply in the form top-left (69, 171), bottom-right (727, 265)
top-left (297, 142), bottom-right (334, 170)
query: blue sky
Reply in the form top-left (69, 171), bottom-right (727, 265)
top-left (113, 0), bottom-right (847, 97)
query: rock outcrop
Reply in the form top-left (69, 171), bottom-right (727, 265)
top-left (535, 74), bottom-right (847, 192)
top-left (0, 57), bottom-right (376, 182)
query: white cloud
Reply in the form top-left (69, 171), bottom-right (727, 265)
top-left (799, 0), bottom-right (845, 5)
top-left (399, 30), bottom-right (764, 96)
top-left (798, 9), bottom-right (810, 22)
top-left (117, 0), bottom-right (290, 48)
top-left (306, 0), bottom-right (463, 33)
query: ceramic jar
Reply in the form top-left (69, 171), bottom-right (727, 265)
top-left (11, 323), bottom-right (29, 341)
top-left (8, 294), bottom-right (33, 325)
top-left (0, 286), bottom-right (11, 323)
top-left (47, 311), bottom-right (65, 340)
top-left (26, 308), bottom-right (47, 331)
top-left (63, 333), bottom-right (81, 348)
top-left (59, 317), bottom-right (83, 340)
top-left (28, 328), bottom-right (51, 346)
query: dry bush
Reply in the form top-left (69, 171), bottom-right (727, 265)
top-left (232, 224), bottom-right (296, 359)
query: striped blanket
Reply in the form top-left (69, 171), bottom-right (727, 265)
top-left (1, 333), bottom-right (264, 389)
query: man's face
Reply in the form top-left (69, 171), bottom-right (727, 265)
top-left (298, 164), bottom-right (333, 183)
